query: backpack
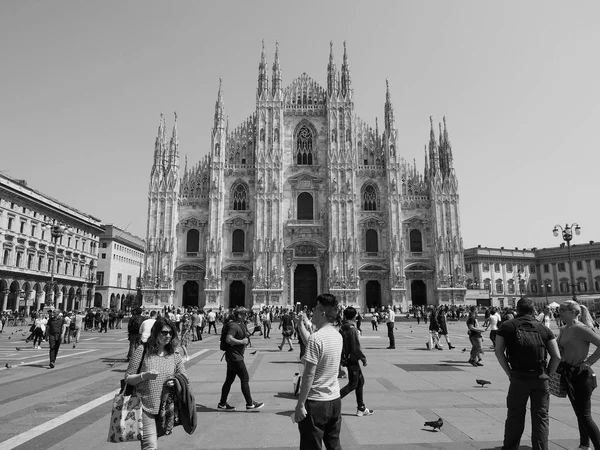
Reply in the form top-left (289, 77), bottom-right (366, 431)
top-left (509, 319), bottom-right (547, 372)
top-left (339, 324), bottom-right (356, 367)
top-left (220, 320), bottom-right (232, 351)
top-left (128, 315), bottom-right (144, 335)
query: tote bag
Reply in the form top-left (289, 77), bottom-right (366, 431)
top-left (549, 372), bottom-right (567, 398)
top-left (107, 386), bottom-right (143, 443)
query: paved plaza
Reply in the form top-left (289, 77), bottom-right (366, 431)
top-left (0, 318), bottom-right (595, 449)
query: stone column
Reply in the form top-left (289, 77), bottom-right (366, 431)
top-left (1, 290), bottom-right (8, 311)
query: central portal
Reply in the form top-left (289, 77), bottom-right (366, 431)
top-left (294, 264), bottom-right (317, 310)
top-left (229, 281), bottom-right (245, 309)
top-left (411, 280), bottom-right (427, 306)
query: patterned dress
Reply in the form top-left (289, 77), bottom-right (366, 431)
top-left (180, 314), bottom-right (192, 347)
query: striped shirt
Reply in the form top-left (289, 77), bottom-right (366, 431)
top-left (303, 324), bottom-right (342, 401)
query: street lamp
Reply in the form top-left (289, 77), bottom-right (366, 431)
top-left (41, 220), bottom-right (71, 309)
top-left (553, 223), bottom-right (581, 301)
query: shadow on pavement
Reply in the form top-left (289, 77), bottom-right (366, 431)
top-left (274, 392), bottom-right (296, 399)
top-left (269, 361), bottom-right (301, 364)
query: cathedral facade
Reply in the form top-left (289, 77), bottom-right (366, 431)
top-left (142, 42), bottom-right (466, 312)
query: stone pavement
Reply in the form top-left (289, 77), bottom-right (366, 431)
top-left (2, 318), bottom-right (596, 449)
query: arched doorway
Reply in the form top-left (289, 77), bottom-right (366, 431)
top-left (68, 287), bottom-right (75, 311)
top-left (182, 281), bottom-right (199, 308)
top-left (365, 280), bottom-right (382, 311)
top-left (411, 280), bottom-right (427, 306)
top-left (294, 265), bottom-right (317, 309)
top-left (229, 281), bottom-right (245, 309)
top-left (8, 280), bottom-right (20, 311)
top-left (94, 293), bottom-right (103, 308)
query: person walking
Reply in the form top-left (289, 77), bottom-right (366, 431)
top-left (370, 311), bottom-right (378, 331)
top-left (179, 311), bottom-right (192, 362)
top-left (339, 306), bottom-right (373, 417)
top-left (139, 310), bottom-right (157, 344)
top-left (536, 305), bottom-right (553, 330)
top-left (557, 300), bottom-right (600, 450)
top-left (99, 308), bottom-right (109, 333)
top-left (207, 309), bottom-right (217, 334)
top-left (261, 308), bottom-right (271, 339)
top-left (495, 297), bottom-right (560, 450)
top-left (32, 313), bottom-right (47, 349)
top-left (294, 293), bottom-right (343, 449)
top-left (198, 309), bottom-right (206, 339)
top-left (125, 316), bottom-right (189, 450)
top-left (191, 309), bottom-right (200, 342)
top-left (386, 306), bottom-right (395, 349)
top-left (61, 312), bottom-right (72, 344)
top-left (278, 309), bottom-right (294, 351)
top-left (126, 308), bottom-right (146, 362)
top-left (73, 310), bottom-right (84, 344)
top-left (466, 306), bottom-right (485, 367)
top-left (485, 307), bottom-right (501, 350)
top-left (218, 307), bottom-right (264, 411)
top-left (437, 306), bottom-right (455, 350)
top-left (355, 311), bottom-right (363, 335)
top-left (45, 309), bottom-right (64, 369)
top-left (427, 308), bottom-right (442, 350)
top-left (415, 307), bottom-right (422, 325)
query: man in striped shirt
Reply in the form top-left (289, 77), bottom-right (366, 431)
top-left (294, 293), bottom-right (343, 450)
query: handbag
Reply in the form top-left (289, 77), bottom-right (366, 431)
top-left (107, 383), bottom-right (143, 443)
top-left (120, 346), bottom-right (146, 396)
top-left (549, 372), bottom-right (567, 398)
top-left (282, 325), bottom-right (293, 337)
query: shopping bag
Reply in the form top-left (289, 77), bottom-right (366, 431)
top-left (549, 372), bottom-right (567, 398)
top-left (107, 387), bottom-right (143, 443)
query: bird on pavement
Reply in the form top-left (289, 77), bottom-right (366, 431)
top-left (15, 347), bottom-right (21, 351)
top-left (107, 362), bottom-right (117, 367)
top-left (73, 345), bottom-right (76, 348)
top-left (476, 379), bottom-right (491, 387)
top-left (462, 348), bottom-right (467, 353)
top-left (5, 363), bottom-right (12, 369)
top-left (250, 350), bottom-right (257, 355)
top-left (17, 329), bottom-right (22, 332)
top-left (424, 418), bottom-right (443, 431)
top-left (8, 337), bottom-right (11, 340)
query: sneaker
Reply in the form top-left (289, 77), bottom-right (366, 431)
top-left (217, 402), bottom-right (236, 411)
top-left (288, 348), bottom-right (294, 352)
top-left (357, 407), bottom-right (374, 417)
top-left (49, 362), bottom-right (55, 369)
top-left (425, 342), bottom-right (430, 350)
top-left (246, 401), bottom-right (264, 410)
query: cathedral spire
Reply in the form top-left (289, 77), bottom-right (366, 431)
top-left (214, 78), bottom-right (225, 131)
top-left (443, 116), bottom-right (454, 174)
top-left (384, 79), bottom-right (395, 131)
top-left (341, 41), bottom-right (352, 99)
top-left (428, 116), bottom-right (438, 178)
top-left (424, 145), bottom-right (429, 183)
top-left (257, 40), bottom-right (268, 99)
top-left (170, 111), bottom-right (179, 151)
top-left (272, 41), bottom-right (282, 97)
top-left (152, 112), bottom-right (165, 174)
top-left (327, 41), bottom-right (337, 98)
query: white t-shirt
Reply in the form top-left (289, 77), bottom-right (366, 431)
top-left (207, 311), bottom-right (216, 323)
top-left (387, 310), bottom-right (396, 323)
top-left (536, 312), bottom-right (552, 329)
top-left (488, 313), bottom-right (501, 331)
top-left (139, 318), bottom-right (156, 343)
top-left (302, 324), bottom-right (342, 401)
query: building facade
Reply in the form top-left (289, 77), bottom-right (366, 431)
top-left (95, 224), bottom-right (145, 310)
top-left (0, 174), bottom-right (103, 313)
top-left (142, 42), bottom-right (466, 312)
top-left (464, 241), bottom-right (600, 309)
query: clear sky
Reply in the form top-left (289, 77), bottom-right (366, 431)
top-left (1, 1), bottom-right (598, 249)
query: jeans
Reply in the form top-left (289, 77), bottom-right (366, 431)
top-left (371, 320), bottom-right (377, 331)
top-left (141, 409), bottom-right (157, 450)
top-left (195, 325), bottom-right (202, 340)
top-left (469, 333), bottom-right (483, 362)
top-left (565, 368), bottom-right (600, 449)
top-left (100, 320), bottom-right (108, 333)
top-left (387, 322), bottom-right (395, 348)
top-left (340, 363), bottom-right (364, 409)
top-left (220, 358), bottom-right (253, 405)
top-left (207, 322), bottom-right (217, 334)
top-left (74, 327), bottom-right (81, 343)
top-left (48, 334), bottom-right (61, 364)
top-left (490, 330), bottom-right (497, 347)
top-left (502, 375), bottom-right (549, 450)
top-left (262, 321), bottom-right (271, 338)
top-left (298, 398), bottom-right (342, 450)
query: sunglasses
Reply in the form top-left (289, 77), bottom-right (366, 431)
top-left (160, 330), bottom-right (172, 336)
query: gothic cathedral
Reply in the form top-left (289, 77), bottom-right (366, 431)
top-left (142, 42), bottom-right (466, 312)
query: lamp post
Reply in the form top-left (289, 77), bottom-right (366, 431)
top-left (553, 223), bottom-right (581, 301)
top-left (41, 221), bottom-right (71, 309)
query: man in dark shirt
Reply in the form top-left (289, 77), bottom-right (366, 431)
top-left (45, 309), bottom-right (64, 369)
top-left (218, 307), bottom-right (264, 411)
top-left (495, 297), bottom-right (560, 450)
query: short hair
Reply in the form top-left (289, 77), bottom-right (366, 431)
top-left (149, 310), bottom-right (157, 318)
top-left (343, 306), bottom-right (357, 321)
top-left (317, 293), bottom-right (338, 323)
top-left (146, 317), bottom-right (179, 356)
top-left (516, 297), bottom-right (535, 315)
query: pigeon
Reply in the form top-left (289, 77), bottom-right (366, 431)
top-left (8, 337), bottom-right (11, 340)
top-left (73, 345), bottom-right (76, 348)
top-left (107, 362), bottom-right (117, 367)
top-left (15, 347), bottom-right (21, 351)
top-left (476, 379), bottom-right (491, 387)
top-left (424, 418), bottom-right (443, 431)
top-left (250, 350), bottom-right (257, 355)
top-left (5, 363), bottom-right (12, 369)
top-left (17, 329), bottom-right (22, 332)
top-left (462, 348), bottom-right (467, 353)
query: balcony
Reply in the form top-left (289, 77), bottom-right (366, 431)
top-left (361, 252), bottom-right (385, 260)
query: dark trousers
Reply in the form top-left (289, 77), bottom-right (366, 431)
top-left (220, 358), bottom-right (253, 405)
top-left (195, 325), bottom-right (202, 340)
top-left (208, 322), bottom-right (217, 334)
top-left (502, 375), bottom-right (549, 450)
top-left (387, 322), bottom-right (395, 348)
top-left (48, 334), bottom-right (61, 364)
top-left (490, 330), bottom-right (497, 347)
top-left (469, 334), bottom-right (483, 362)
top-left (371, 320), bottom-right (377, 331)
top-left (565, 369), bottom-right (600, 449)
top-left (262, 321), bottom-right (271, 338)
top-left (340, 363), bottom-right (364, 409)
top-left (298, 398), bottom-right (342, 450)
top-left (100, 320), bottom-right (108, 333)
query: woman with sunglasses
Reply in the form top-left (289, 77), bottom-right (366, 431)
top-left (126, 316), bottom-right (188, 449)
top-left (558, 300), bottom-right (600, 450)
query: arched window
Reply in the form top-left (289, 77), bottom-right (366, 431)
top-left (260, 128), bottom-right (265, 142)
top-left (409, 230), bottom-right (423, 252)
top-left (186, 229), bottom-right (200, 253)
top-left (3, 249), bottom-right (9, 265)
top-left (274, 128), bottom-right (280, 143)
top-left (232, 229), bottom-right (245, 253)
top-left (366, 229), bottom-right (379, 252)
top-left (232, 184), bottom-right (247, 210)
top-left (362, 184), bottom-right (378, 211)
top-left (296, 127), bottom-right (314, 165)
top-left (507, 279), bottom-right (515, 294)
top-left (297, 193), bottom-right (314, 220)
top-left (346, 129), bottom-right (351, 142)
top-left (495, 279), bottom-right (503, 294)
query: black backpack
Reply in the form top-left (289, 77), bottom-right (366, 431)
top-left (339, 324), bottom-right (355, 367)
top-left (509, 319), bottom-right (547, 372)
top-left (220, 320), bottom-right (231, 351)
